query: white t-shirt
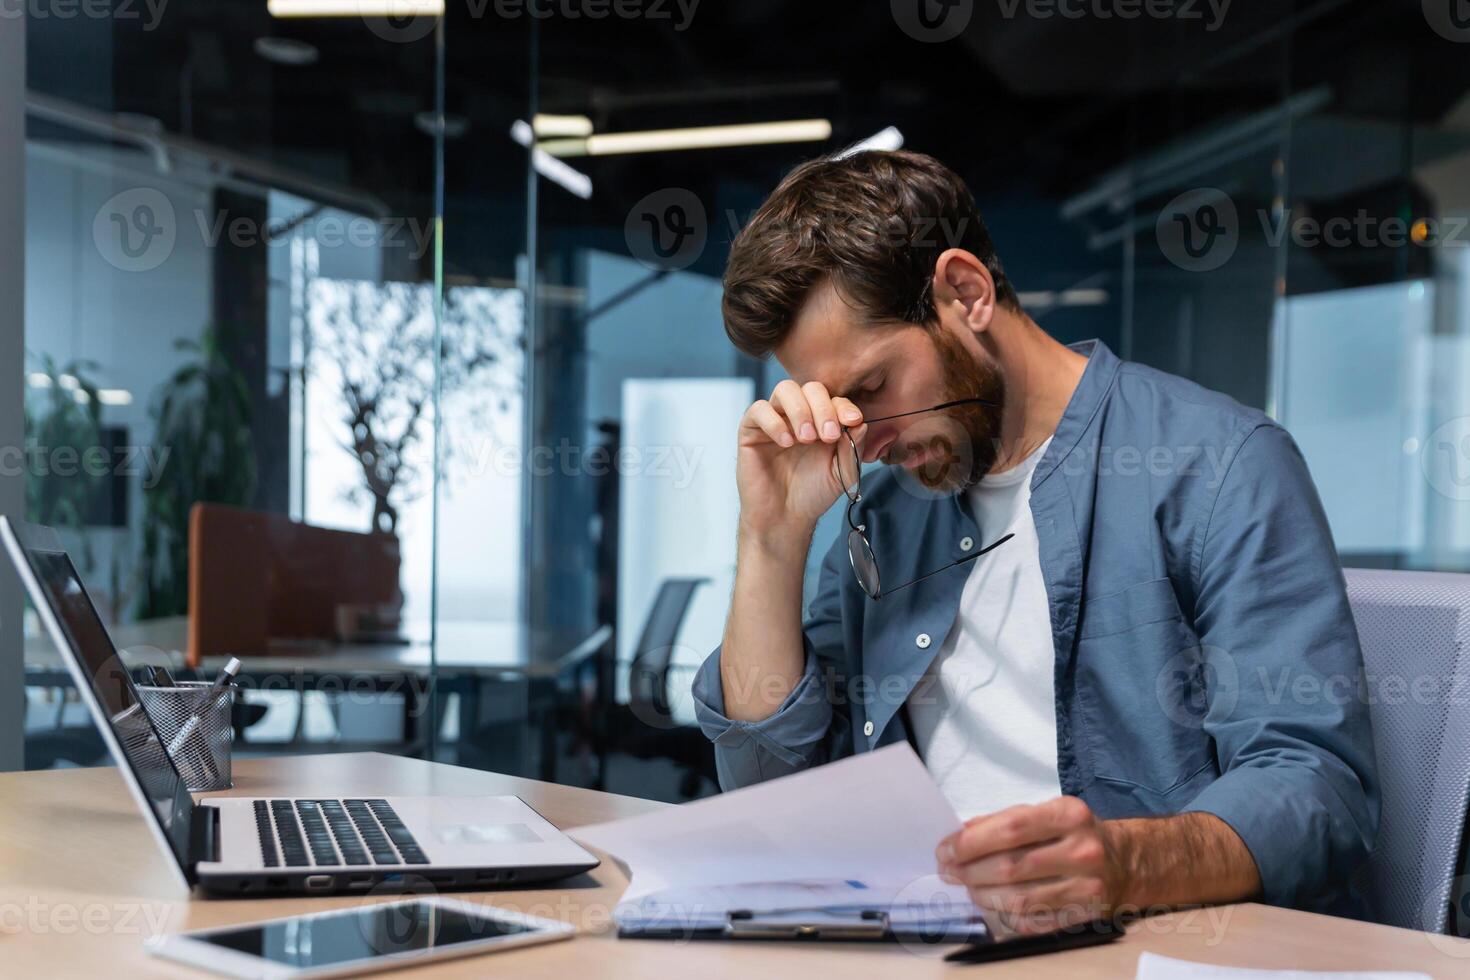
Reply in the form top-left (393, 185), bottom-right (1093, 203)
top-left (906, 438), bottom-right (1060, 820)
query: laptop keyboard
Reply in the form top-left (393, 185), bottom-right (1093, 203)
top-left (254, 799), bottom-right (429, 868)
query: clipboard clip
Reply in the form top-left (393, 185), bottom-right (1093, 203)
top-left (726, 908), bottom-right (891, 940)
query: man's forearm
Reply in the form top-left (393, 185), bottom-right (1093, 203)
top-left (719, 523), bottom-right (812, 723)
top-left (1104, 811), bottom-right (1262, 909)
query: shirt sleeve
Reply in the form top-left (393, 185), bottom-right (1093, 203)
top-left (691, 529), bottom-right (854, 791)
top-left (1182, 422), bottom-right (1380, 908)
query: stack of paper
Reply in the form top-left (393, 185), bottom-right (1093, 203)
top-left (1135, 953), bottom-right (1432, 980)
top-left (571, 744), bottom-right (974, 929)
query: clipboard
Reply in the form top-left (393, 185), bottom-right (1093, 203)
top-left (617, 906), bottom-right (993, 944)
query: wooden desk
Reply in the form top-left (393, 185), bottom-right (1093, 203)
top-left (3, 754), bottom-right (1468, 978)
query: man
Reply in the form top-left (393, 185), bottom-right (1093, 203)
top-left (691, 150), bottom-right (1378, 933)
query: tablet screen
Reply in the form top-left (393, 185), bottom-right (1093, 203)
top-left (198, 902), bottom-right (534, 968)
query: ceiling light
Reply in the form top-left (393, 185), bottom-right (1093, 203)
top-left (267, 0), bottom-right (444, 17)
top-left (533, 114), bottom-right (594, 138)
top-left (415, 111), bottom-right (469, 140)
top-left (253, 37), bottom-right (320, 66)
top-left (836, 126), bottom-right (905, 158)
top-left (97, 389), bottom-right (135, 407)
top-left (511, 121), bottom-right (594, 200)
top-left (539, 119), bottom-right (833, 158)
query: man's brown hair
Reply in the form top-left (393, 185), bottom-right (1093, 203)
top-left (722, 149), bottom-right (1019, 359)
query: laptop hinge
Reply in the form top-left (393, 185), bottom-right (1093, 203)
top-left (191, 803), bottom-right (222, 865)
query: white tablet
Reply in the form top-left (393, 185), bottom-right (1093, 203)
top-left (146, 897), bottom-right (575, 978)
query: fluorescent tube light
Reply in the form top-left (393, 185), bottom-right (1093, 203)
top-left (511, 121), bottom-right (594, 200)
top-left (540, 119), bottom-right (833, 158)
top-left (533, 114), bottom-right (594, 138)
top-left (836, 126), bottom-right (905, 158)
top-left (267, 0), bottom-right (444, 17)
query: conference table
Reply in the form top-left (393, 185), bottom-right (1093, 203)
top-left (24, 617), bottom-right (613, 779)
top-left (3, 752), bottom-right (1469, 978)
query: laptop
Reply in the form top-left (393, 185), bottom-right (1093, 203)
top-left (2, 516), bottom-right (600, 897)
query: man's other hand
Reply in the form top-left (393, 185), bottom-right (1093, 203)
top-left (935, 796), bottom-right (1123, 935)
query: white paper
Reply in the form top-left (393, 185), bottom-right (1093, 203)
top-left (1136, 952), bottom-right (1432, 980)
top-left (571, 744), bottom-right (973, 923)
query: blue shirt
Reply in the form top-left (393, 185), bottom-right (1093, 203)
top-left (692, 340), bottom-right (1379, 914)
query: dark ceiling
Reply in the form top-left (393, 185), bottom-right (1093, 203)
top-left (24, 0), bottom-right (1470, 283)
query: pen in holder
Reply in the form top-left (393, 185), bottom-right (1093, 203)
top-left (137, 674), bottom-right (236, 792)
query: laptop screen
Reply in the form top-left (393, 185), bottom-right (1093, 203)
top-left (27, 548), bottom-right (196, 877)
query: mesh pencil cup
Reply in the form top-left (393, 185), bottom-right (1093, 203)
top-left (136, 681), bottom-right (234, 791)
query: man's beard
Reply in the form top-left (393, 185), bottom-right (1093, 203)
top-left (880, 327), bottom-right (1005, 493)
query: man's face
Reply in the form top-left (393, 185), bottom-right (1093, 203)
top-left (774, 279), bottom-right (1005, 492)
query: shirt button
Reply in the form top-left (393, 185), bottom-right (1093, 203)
top-left (960, 536), bottom-right (974, 552)
top-left (916, 633), bottom-right (931, 649)
top-left (863, 721), bottom-right (875, 737)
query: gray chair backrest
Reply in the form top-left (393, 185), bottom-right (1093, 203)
top-left (628, 578), bottom-right (707, 725)
top-left (1345, 568), bottom-right (1470, 932)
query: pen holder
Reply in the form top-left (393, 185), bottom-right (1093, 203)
top-left (136, 682), bottom-right (234, 792)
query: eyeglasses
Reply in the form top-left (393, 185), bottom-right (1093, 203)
top-left (837, 398), bottom-right (1014, 600)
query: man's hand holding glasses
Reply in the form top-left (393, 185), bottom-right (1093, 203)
top-left (736, 380), bottom-right (1012, 599)
top-left (736, 379), bottom-right (867, 553)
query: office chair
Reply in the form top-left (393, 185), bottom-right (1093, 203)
top-left (596, 577), bottom-right (717, 800)
top-left (1344, 568), bottom-right (1470, 934)
top-left (24, 670), bottom-right (108, 769)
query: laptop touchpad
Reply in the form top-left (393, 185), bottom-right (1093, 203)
top-left (435, 822), bottom-right (542, 845)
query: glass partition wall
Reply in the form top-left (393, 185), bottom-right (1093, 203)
top-left (21, 8), bottom-right (447, 769)
top-left (15, 0), bottom-right (1470, 788)
top-left (490, 0), bottom-right (1470, 800)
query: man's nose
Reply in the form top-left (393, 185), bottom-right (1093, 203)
top-left (862, 426), bottom-right (898, 464)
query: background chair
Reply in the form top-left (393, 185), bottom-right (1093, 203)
top-left (585, 577), bottom-right (716, 800)
top-left (1345, 568), bottom-right (1470, 934)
